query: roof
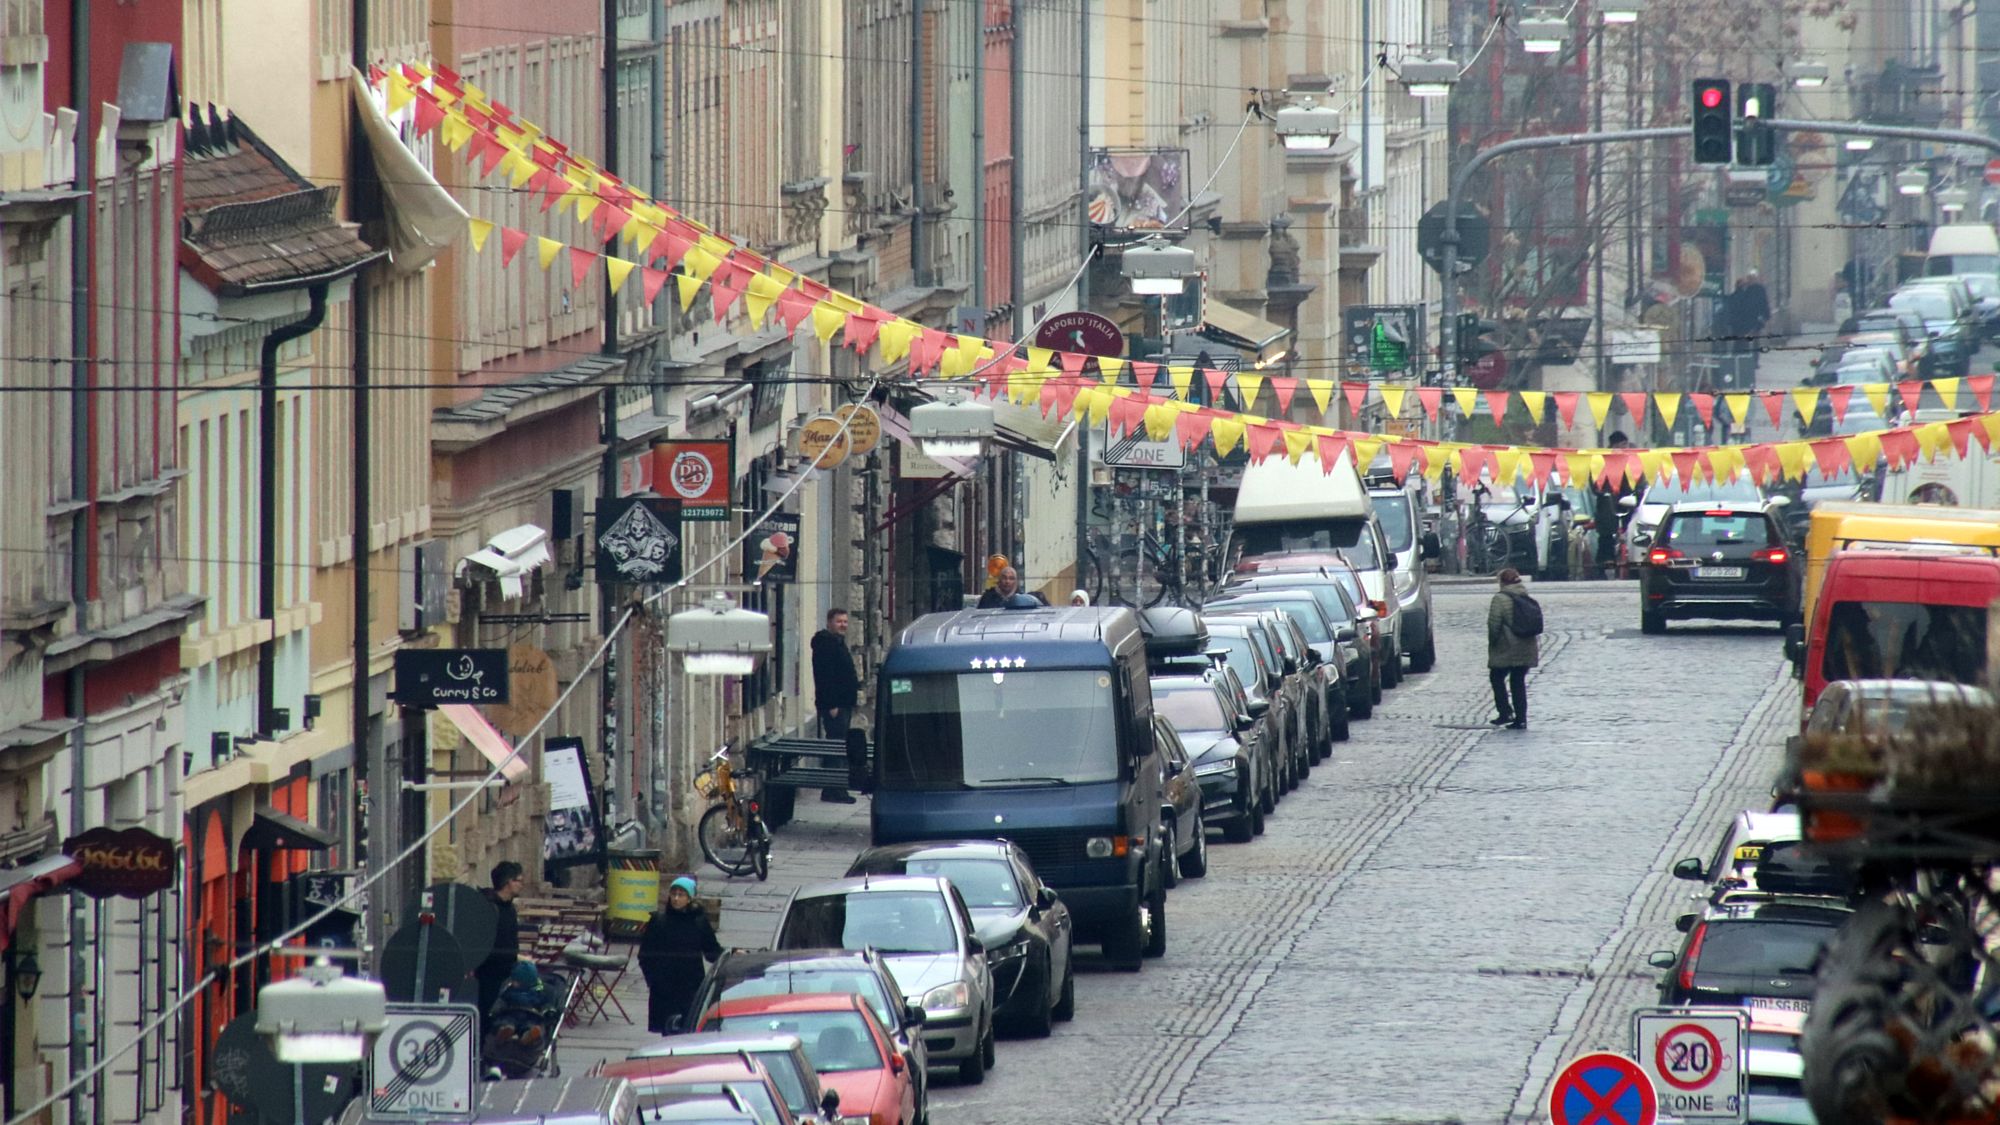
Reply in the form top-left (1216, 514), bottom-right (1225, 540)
top-left (850, 840), bottom-right (1015, 867)
top-left (886, 605), bottom-right (1142, 673)
top-left (1662, 500), bottom-right (1773, 515)
top-left (1823, 678), bottom-right (1994, 703)
top-left (714, 949), bottom-right (880, 973)
top-left (599, 1055), bottom-right (765, 1082)
top-left (711, 992), bottom-right (873, 1018)
top-left (627, 1030), bottom-right (807, 1061)
top-left (180, 108), bottom-right (381, 295)
top-left (791, 874), bottom-right (950, 900)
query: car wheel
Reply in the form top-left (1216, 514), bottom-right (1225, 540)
top-left (1259, 771), bottom-right (1276, 815)
top-left (1179, 810), bottom-right (1209, 878)
top-left (1370, 662), bottom-right (1384, 704)
top-left (1409, 628), bottom-right (1436, 673)
top-left (1142, 878), bottom-right (1167, 958)
top-left (1052, 959), bottom-right (1076, 1021)
top-left (1351, 686), bottom-right (1373, 720)
top-left (1104, 902), bottom-right (1145, 971)
top-left (1250, 798), bottom-right (1267, 836)
top-left (981, 1019), bottom-right (997, 1068)
top-left (1329, 699), bottom-right (1351, 743)
top-left (958, 1036), bottom-right (987, 1084)
top-left (1382, 645), bottom-right (1402, 688)
top-left (1641, 609), bottom-right (1667, 635)
top-left (1160, 822), bottom-right (1181, 889)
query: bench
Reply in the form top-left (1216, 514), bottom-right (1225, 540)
top-left (746, 733), bottom-right (872, 828)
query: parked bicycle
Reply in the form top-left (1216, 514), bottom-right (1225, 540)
top-left (695, 743), bottom-right (771, 881)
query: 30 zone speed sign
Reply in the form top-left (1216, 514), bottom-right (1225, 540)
top-left (1632, 1009), bottom-right (1746, 1122)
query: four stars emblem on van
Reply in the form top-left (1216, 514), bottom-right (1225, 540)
top-left (970, 656), bottom-right (1028, 670)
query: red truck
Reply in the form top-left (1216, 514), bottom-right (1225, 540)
top-left (1787, 550), bottom-right (2000, 718)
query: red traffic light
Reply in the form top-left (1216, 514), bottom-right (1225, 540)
top-left (1699, 86), bottom-right (1724, 109)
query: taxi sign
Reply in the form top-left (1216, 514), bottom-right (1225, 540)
top-left (1632, 1008), bottom-right (1746, 1122)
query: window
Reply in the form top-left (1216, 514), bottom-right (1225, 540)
top-left (1154, 688), bottom-right (1226, 733)
top-left (1664, 514), bottom-right (1778, 550)
top-left (877, 670), bottom-right (1120, 789)
top-left (777, 891), bottom-right (956, 954)
top-left (1821, 602), bottom-right (1989, 685)
top-left (1234, 519), bottom-right (1381, 566)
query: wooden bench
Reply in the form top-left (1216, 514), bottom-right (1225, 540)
top-left (746, 733), bottom-right (872, 827)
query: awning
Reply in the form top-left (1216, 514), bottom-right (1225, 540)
top-left (240, 806), bottom-right (337, 852)
top-left (455, 524), bottom-right (552, 600)
top-left (351, 71), bottom-right (468, 274)
top-left (1199, 302), bottom-right (1291, 367)
top-left (0, 855), bottom-right (80, 954)
top-left (437, 704), bottom-right (531, 783)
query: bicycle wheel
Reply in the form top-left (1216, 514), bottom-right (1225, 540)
top-left (697, 804), bottom-right (757, 876)
top-left (750, 823), bottom-right (771, 882)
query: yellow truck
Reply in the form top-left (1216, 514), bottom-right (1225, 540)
top-left (1797, 501), bottom-right (2000, 629)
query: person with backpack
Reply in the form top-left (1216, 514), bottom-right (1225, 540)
top-left (1487, 567), bottom-right (1542, 730)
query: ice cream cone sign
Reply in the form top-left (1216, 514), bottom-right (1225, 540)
top-left (755, 530), bottom-right (793, 580)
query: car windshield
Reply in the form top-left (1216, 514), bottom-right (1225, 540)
top-left (892, 857), bottom-right (1025, 910)
top-left (878, 670), bottom-right (1118, 789)
top-left (1645, 477), bottom-right (1764, 505)
top-left (1956, 274), bottom-right (2000, 298)
top-left (1208, 634), bottom-right (1268, 698)
top-left (1372, 493), bottom-right (1415, 552)
top-left (719, 969), bottom-right (895, 1029)
top-left (1232, 580), bottom-right (1352, 625)
top-left (1209, 598), bottom-right (1331, 644)
top-left (1695, 920), bottom-right (1835, 977)
top-left (1665, 513), bottom-right (1777, 550)
top-left (714, 1011), bottom-right (884, 1073)
top-left (1155, 687), bottom-right (1228, 732)
top-left (1821, 603), bottom-right (1989, 685)
top-left (1890, 291), bottom-right (1955, 322)
top-left (635, 1083), bottom-right (782, 1125)
top-left (1235, 519), bottom-right (1381, 567)
top-left (745, 1053), bottom-right (811, 1117)
top-left (778, 890), bottom-right (957, 954)
top-left (1854, 314), bottom-right (1905, 337)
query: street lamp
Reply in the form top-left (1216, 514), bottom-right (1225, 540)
top-left (1272, 98), bottom-right (1341, 152)
top-left (1398, 55), bottom-right (1459, 99)
top-left (1938, 185), bottom-right (1971, 215)
top-left (666, 592), bottom-right (774, 676)
top-left (254, 957), bottom-right (387, 1064)
top-left (1845, 135), bottom-right (1876, 152)
top-left (909, 384), bottom-right (996, 459)
top-left (1517, 11), bottom-right (1570, 54)
top-left (1121, 236), bottom-right (1197, 296)
top-left (1600, 0), bottom-right (1644, 25)
top-left (1790, 61), bottom-right (1830, 88)
top-left (5, 950), bottom-right (41, 1000)
top-left (1897, 166), bottom-right (1930, 196)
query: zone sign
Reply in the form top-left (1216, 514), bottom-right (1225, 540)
top-left (1632, 1008), bottom-right (1746, 1122)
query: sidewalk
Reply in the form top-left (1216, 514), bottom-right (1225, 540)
top-left (556, 795), bottom-right (874, 1076)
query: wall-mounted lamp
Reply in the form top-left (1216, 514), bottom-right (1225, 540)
top-left (7, 950), bottom-right (42, 1000)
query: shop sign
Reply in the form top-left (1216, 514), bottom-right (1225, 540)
top-left (796, 414), bottom-right (850, 470)
top-left (63, 826), bottom-right (176, 899)
top-left (836, 405), bottom-right (882, 457)
top-left (651, 439), bottom-right (733, 521)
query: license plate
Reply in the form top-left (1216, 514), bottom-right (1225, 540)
top-left (1694, 566), bottom-right (1746, 579)
top-left (1749, 996), bottom-right (1811, 1014)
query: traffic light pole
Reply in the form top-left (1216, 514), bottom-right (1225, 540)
top-left (1437, 119), bottom-right (2000, 388)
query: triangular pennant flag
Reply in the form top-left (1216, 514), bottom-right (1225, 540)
top-left (1566, 452), bottom-right (1598, 488)
top-left (604, 256), bottom-right (636, 295)
top-left (1918, 421), bottom-right (1952, 460)
top-left (1552, 391), bottom-right (1581, 429)
top-left (1792, 387), bottom-right (1820, 425)
top-left (1417, 387), bottom-right (1443, 423)
top-left (1723, 393), bottom-right (1749, 428)
top-left (1861, 383), bottom-right (1890, 422)
top-left (1517, 390), bottom-right (1547, 424)
top-left (1380, 383), bottom-right (1408, 419)
top-left (1131, 361), bottom-right (1158, 393)
top-left (1896, 380), bottom-right (1925, 416)
top-left (1530, 450), bottom-right (1560, 485)
top-left (1774, 442), bottom-right (1809, 482)
top-left (1282, 428), bottom-right (1315, 465)
top-left (1844, 432), bottom-right (1882, 471)
top-left (475, 132), bottom-right (508, 177)
top-left (1655, 393), bottom-right (1682, 430)
top-left (1452, 386), bottom-right (1480, 418)
top-left (1947, 417), bottom-right (1978, 458)
top-left (535, 236), bottom-right (564, 271)
top-left (811, 301), bottom-right (848, 344)
top-left (841, 310), bottom-right (887, 354)
top-left (708, 256), bottom-right (754, 321)
top-left (1204, 367), bottom-right (1231, 402)
top-left (1315, 433), bottom-right (1351, 474)
top-left (1211, 416), bottom-right (1246, 456)
top-left (385, 71), bottom-right (418, 115)
top-left (1386, 442), bottom-right (1421, 484)
top-left (1306, 378), bottom-right (1335, 415)
top-left (651, 225), bottom-right (695, 270)
top-left (497, 226), bottom-right (529, 268)
top-left (1343, 382), bottom-right (1370, 417)
top-left (675, 271), bottom-right (703, 311)
top-left (413, 92), bottom-right (446, 137)
top-left (1097, 356), bottom-right (1127, 385)
top-left (1245, 423), bottom-right (1284, 463)
top-left (439, 112), bottom-right (474, 153)
top-left (1421, 445), bottom-right (1450, 482)
top-left (1109, 395), bottom-right (1147, 439)
top-left (1934, 377), bottom-right (1962, 411)
top-left (1742, 444), bottom-right (1779, 486)
top-left (1174, 409), bottom-right (1210, 451)
top-left (1689, 393), bottom-right (1716, 428)
top-left (1618, 391), bottom-right (1649, 427)
top-left (501, 149), bottom-right (538, 190)
top-left (1494, 447), bottom-right (1525, 485)
top-left (1270, 377), bottom-right (1298, 415)
top-left (742, 272), bottom-right (785, 327)
top-left (640, 267), bottom-right (669, 305)
top-left (1352, 437), bottom-right (1385, 473)
top-left (1024, 347), bottom-right (1056, 375)
top-left (467, 217), bottom-right (496, 253)
top-left (1758, 391), bottom-right (1784, 429)
top-left (911, 328), bottom-right (954, 375)
top-left (1810, 439), bottom-right (1851, 478)
top-left (1583, 392), bottom-right (1613, 429)
top-left (1458, 446), bottom-right (1493, 485)
top-left (1985, 414), bottom-right (2000, 452)
top-left (1142, 403), bottom-right (1177, 443)
top-left (1881, 427), bottom-right (1922, 469)
top-left (1968, 374), bottom-right (1995, 412)
top-left (1236, 371), bottom-right (1267, 412)
top-left (875, 318), bottom-right (920, 364)
top-left (680, 245), bottom-right (721, 285)
top-left (1058, 351), bottom-right (1087, 379)
top-left (773, 287), bottom-right (817, 335)
top-left (1482, 390), bottom-right (1510, 424)
top-left (567, 247), bottom-right (597, 289)
top-left (1826, 384), bottom-right (1854, 423)
top-left (1169, 365), bottom-right (1195, 400)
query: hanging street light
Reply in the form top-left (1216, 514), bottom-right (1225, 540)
top-left (1897, 166), bottom-right (1930, 196)
top-left (1398, 55), bottom-right (1460, 99)
top-left (1844, 135), bottom-right (1876, 152)
top-left (1600, 0), bottom-right (1645, 25)
top-left (909, 384), bottom-right (996, 459)
top-left (254, 958), bottom-right (387, 1064)
top-left (1272, 98), bottom-right (1341, 151)
top-left (667, 592), bottom-right (774, 676)
top-left (1790, 61), bottom-right (1830, 88)
top-left (1121, 236), bottom-right (1197, 296)
top-left (1517, 11), bottom-right (1571, 53)
top-left (1938, 185), bottom-right (1972, 215)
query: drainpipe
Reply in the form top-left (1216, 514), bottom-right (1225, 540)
top-left (65, 0), bottom-right (93, 1118)
top-left (1009, 3), bottom-right (1025, 339)
top-left (258, 285), bottom-right (329, 734)
top-left (1073, 0), bottom-right (1091, 594)
top-left (911, 0), bottom-right (928, 286)
top-left (350, 0), bottom-right (381, 956)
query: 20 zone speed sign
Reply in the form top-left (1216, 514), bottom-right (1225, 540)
top-left (1633, 1009), bottom-right (1746, 1122)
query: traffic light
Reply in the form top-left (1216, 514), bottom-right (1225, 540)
top-left (1735, 82), bottom-right (1777, 166)
top-left (1691, 79), bottom-right (1732, 165)
top-left (1455, 312), bottom-right (1500, 367)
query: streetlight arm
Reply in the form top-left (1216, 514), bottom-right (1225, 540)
top-left (1766, 119), bottom-right (2000, 155)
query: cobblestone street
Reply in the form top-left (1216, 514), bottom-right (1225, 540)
top-left (565, 579), bottom-right (1795, 1124)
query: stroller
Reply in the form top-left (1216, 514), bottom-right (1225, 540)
top-left (480, 961), bottom-right (579, 1080)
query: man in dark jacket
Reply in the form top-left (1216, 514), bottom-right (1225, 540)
top-left (638, 875), bottom-right (723, 1033)
top-left (976, 566), bottom-right (1046, 608)
top-left (475, 861), bottom-right (527, 1021)
top-left (811, 608), bottom-right (860, 803)
top-left (1486, 569), bottom-right (1540, 730)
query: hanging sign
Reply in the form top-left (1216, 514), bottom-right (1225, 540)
top-left (393, 648), bottom-right (511, 706)
top-left (541, 737), bottom-right (605, 873)
top-left (745, 512), bottom-right (801, 584)
top-left (652, 439), bottom-right (733, 521)
top-left (63, 826), bottom-right (176, 899)
top-left (796, 414), bottom-right (851, 469)
top-left (595, 497), bottom-right (684, 583)
top-left (836, 404), bottom-right (882, 457)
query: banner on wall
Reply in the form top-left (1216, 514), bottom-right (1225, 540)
top-left (542, 737), bottom-right (604, 873)
top-left (744, 512), bottom-right (800, 584)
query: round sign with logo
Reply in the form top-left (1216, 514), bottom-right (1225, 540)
top-left (667, 448), bottom-right (719, 501)
top-left (796, 414), bottom-right (850, 469)
top-left (1033, 311), bottom-right (1125, 358)
top-left (836, 403), bottom-right (882, 456)
top-left (64, 826), bottom-right (176, 899)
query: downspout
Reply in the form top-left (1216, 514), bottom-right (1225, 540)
top-left (971, 2), bottom-right (986, 323)
top-left (350, 0), bottom-right (380, 954)
top-left (1073, 0), bottom-right (1091, 593)
top-left (1009, 2), bottom-right (1025, 338)
top-left (599, 0), bottom-right (624, 846)
top-left (65, 0), bottom-right (93, 1119)
top-left (911, 0), bottom-right (927, 286)
top-left (257, 284), bottom-right (329, 734)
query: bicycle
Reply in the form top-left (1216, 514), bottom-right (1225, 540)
top-left (694, 743), bottom-right (771, 881)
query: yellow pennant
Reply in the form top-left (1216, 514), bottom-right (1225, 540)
top-left (1306, 378), bottom-right (1335, 415)
top-left (467, 218), bottom-right (495, 252)
top-left (1169, 365), bottom-right (1195, 399)
top-left (1211, 416), bottom-right (1246, 456)
top-left (1144, 404), bottom-right (1177, 443)
top-left (1723, 393), bottom-right (1750, 428)
top-left (682, 246), bottom-right (722, 284)
top-left (743, 273), bottom-right (785, 328)
top-left (1791, 387), bottom-right (1819, 425)
top-left (811, 301), bottom-right (847, 344)
top-left (877, 319), bottom-right (920, 364)
top-left (1517, 390), bottom-right (1547, 423)
top-left (1452, 386), bottom-right (1479, 417)
top-left (1098, 356), bottom-right (1126, 385)
top-left (675, 271), bottom-right (703, 312)
top-left (1983, 414), bottom-right (2000, 449)
top-left (1565, 452), bottom-right (1597, 486)
top-left (1861, 383), bottom-right (1891, 421)
top-left (386, 71), bottom-right (417, 115)
top-left (1352, 437), bottom-right (1384, 473)
top-left (555, 184), bottom-right (588, 216)
top-left (1025, 347), bottom-right (1056, 374)
top-left (1235, 371), bottom-right (1267, 411)
top-left (620, 211), bottom-right (652, 246)
top-left (1585, 392), bottom-right (1614, 429)
top-left (1711, 446), bottom-right (1747, 483)
top-left (1844, 432), bottom-right (1882, 470)
top-left (536, 236), bottom-right (564, 271)
top-left (1283, 429), bottom-right (1315, 464)
top-left (1775, 442), bottom-right (1809, 481)
top-left (1494, 447), bottom-right (1524, 484)
top-left (829, 292), bottom-right (867, 315)
top-left (695, 234), bottom-right (735, 259)
top-left (1639, 449), bottom-right (1674, 484)
top-left (502, 149), bottom-right (537, 189)
top-left (1011, 368), bottom-right (1043, 407)
top-left (1422, 446), bottom-right (1451, 481)
top-left (573, 192), bottom-right (601, 224)
top-left (1918, 421), bottom-right (1952, 459)
top-left (1934, 377), bottom-right (1962, 411)
top-left (604, 256), bottom-right (636, 295)
top-left (440, 113), bottom-right (474, 152)
top-left (1380, 383), bottom-right (1408, 418)
top-left (1655, 393), bottom-right (1682, 430)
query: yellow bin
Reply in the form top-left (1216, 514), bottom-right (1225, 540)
top-left (606, 849), bottom-right (661, 936)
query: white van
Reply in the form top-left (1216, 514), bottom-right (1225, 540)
top-left (1924, 223), bottom-right (2000, 279)
top-left (1230, 453), bottom-right (1406, 682)
top-left (1363, 468), bottom-right (1438, 672)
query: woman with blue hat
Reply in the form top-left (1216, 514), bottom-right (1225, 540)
top-left (638, 874), bottom-right (722, 1033)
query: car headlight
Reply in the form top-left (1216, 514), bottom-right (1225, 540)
top-left (1194, 759), bottom-right (1237, 778)
top-left (1084, 836), bottom-right (1115, 858)
top-left (986, 939), bottom-right (1030, 966)
top-left (921, 982), bottom-right (971, 1013)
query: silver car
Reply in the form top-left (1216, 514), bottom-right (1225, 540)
top-left (625, 1031), bottom-right (843, 1124)
top-left (774, 875), bottom-right (997, 1082)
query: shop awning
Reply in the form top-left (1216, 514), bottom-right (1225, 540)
top-left (240, 806), bottom-right (337, 852)
top-left (0, 854), bottom-right (80, 954)
top-left (437, 704), bottom-right (531, 783)
top-left (1199, 302), bottom-right (1290, 367)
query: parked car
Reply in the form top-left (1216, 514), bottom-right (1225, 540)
top-left (1150, 715), bottom-right (1210, 885)
top-left (1364, 474), bottom-right (1440, 671)
top-left (772, 876), bottom-right (996, 1083)
top-left (697, 993), bottom-right (920, 1125)
top-left (1649, 896), bottom-right (1850, 1008)
top-left (1151, 673), bottom-right (1262, 843)
top-left (1779, 680), bottom-right (1996, 797)
top-left (1889, 285), bottom-right (1975, 375)
top-left (1639, 500), bottom-right (1800, 633)
top-left (844, 839), bottom-right (1076, 1038)
top-left (1936, 271), bottom-right (2000, 341)
top-left (1620, 475), bottom-right (1767, 566)
top-left (1670, 810), bottom-right (1803, 898)
top-left (1841, 306), bottom-right (1932, 373)
top-left (622, 1031), bottom-right (842, 1125)
top-left (1222, 569), bottom-right (1377, 714)
top-left (1203, 614), bottom-right (1306, 794)
top-left (597, 1054), bottom-right (799, 1125)
top-left (1200, 589), bottom-right (1350, 750)
top-left (1813, 332), bottom-right (1915, 384)
top-left (640, 1097), bottom-right (766, 1125)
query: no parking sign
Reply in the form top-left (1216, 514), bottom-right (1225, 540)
top-left (1549, 1052), bottom-right (1657, 1125)
top-left (1632, 1008), bottom-right (1746, 1122)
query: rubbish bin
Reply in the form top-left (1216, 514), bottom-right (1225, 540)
top-left (605, 848), bottom-right (661, 937)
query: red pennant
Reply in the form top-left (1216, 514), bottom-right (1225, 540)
top-left (497, 226), bottom-right (529, 268)
top-left (1388, 442), bottom-right (1422, 484)
top-left (1057, 351), bottom-right (1086, 378)
top-left (413, 93), bottom-right (445, 137)
top-left (1483, 391), bottom-right (1510, 424)
top-left (1689, 393), bottom-right (1716, 427)
top-left (1897, 380), bottom-right (1925, 416)
top-left (909, 328), bottom-right (951, 374)
top-left (1315, 433), bottom-right (1350, 473)
top-left (842, 309), bottom-right (886, 353)
top-left (1459, 446), bottom-right (1493, 484)
top-left (1618, 392), bottom-right (1649, 426)
top-left (650, 225), bottom-right (695, 270)
top-left (1416, 387), bottom-right (1443, 422)
top-left (1811, 439), bottom-right (1851, 478)
top-left (1742, 444), bottom-right (1778, 486)
top-left (1245, 423), bottom-right (1284, 463)
top-left (1175, 410), bottom-right (1210, 450)
top-left (708, 255), bottom-right (754, 322)
top-left (475, 132), bottom-right (508, 176)
top-left (1760, 391), bottom-right (1786, 429)
top-left (531, 168), bottom-right (567, 213)
top-left (1552, 392), bottom-right (1580, 429)
top-left (1342, 382), bottom-right (1369, 417)
top-left (1109, 395), bottom-right (1147, 438)
top-left (1670, 449), bottom-right (1702, 485)
top-left (774, 287), bottom-right (817, 335)
top-left (399, 63), bottom-right (426, 84)
top-left (591, 203), bottom-right (626, 243)
top-left (1035, 377), bottom-right (1063, 420)
top-left (530, 144), bottom-right (564, 171)
top-left (1827, 385), bottom-right (1854, 423)
top-left (368, 64), bottom-right (387, 85)
top-left (431, 64), bottom-right (465, 91)
top-left (1880, 427), bottom-right (1922, 469)
top-left (1270, 377), bottom-right (1298, 415)
top-left (1132, 362), bottom-right (1159, 394)
top-left (1947, 417), bottom-right (1979, 458)
top-left (640, 267), bottom-right (669, 305)
top-left (1530, 450), bottom-right (1560, 485)
top-left (1969, 374), bottom-right (1995, 412)
top-left (1203, 367), bottom-right (1230, 401)
top-left (567, 247), bottom-right (597, 289)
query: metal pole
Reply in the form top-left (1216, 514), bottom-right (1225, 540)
top-left (971, 1), bottom-right (986, 323)
top-left (1592, 28), bottom-right (1608, 398)
top-left (65, 1), bottom-right (92, 1116)
top-left (910, 0), bottom-right (927, 287)
top-left (1074, 0), bottom-right (1092, 593)
top-left (350, 0), bottom-right (385, 957)
top-left (603, 0), bottom-right (621, 359)
top-left (599, 0), bottom-right (624, 857)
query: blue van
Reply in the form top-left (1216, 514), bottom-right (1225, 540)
top-left (869, 603), bottom-right (1168, 970)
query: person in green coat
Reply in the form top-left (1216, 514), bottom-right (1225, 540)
top-left (1487, 568), bottom-right (1539, 730)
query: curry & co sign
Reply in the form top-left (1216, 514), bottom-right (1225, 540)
top-left (63, 825), bottom-right (176, 899)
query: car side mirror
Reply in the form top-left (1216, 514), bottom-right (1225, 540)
top-left (820, 1089), bottom-right (841, 1115)
top-left (904, 1003), bottom-right (928, 1027)
top-left (1676, 913), bottom-right (1697, 934)
top-left (1672, 858), bottom-right (1706, 882)
top-left (1335, 626), bottom-right (1357, 643)
top-left (888, 1053), bottom-right (906, 1075)
top-left (1631, 531), bottom-right (1652, 547)
top-left (1036, 886), bottom-right (1059, 911)
top-left (1767, 494), bottom-right (1791, 508)
top-left (1648, 951), bottom-right (1678, 969)
top-left (966, 935), bottom-right (984, 954)
top-left (1235, 715), bottom-right (1254, 732)
top-left (1618, 495), bottom-right (1637, 510)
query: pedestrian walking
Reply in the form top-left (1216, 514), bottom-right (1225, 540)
top-left (810, 608), bottom-right (860, 804)
top-left (638, 875), bottom-right (723, 1034)
top-left (475, 861), bottom-right (527, 1024)
top-left (1486, 568), bottom-right (1542, 730)
top-left (978, 565), bottom-right (1046, 607)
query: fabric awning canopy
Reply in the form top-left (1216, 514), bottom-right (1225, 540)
top-left (0, 854), bottom-right (80, 954)
top-left (240, 806), bottom-right (338, 852)
top-left (438, 704), bottom-right (531, 783)
top-left (1199, 301), bottom-right (1290, 367)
